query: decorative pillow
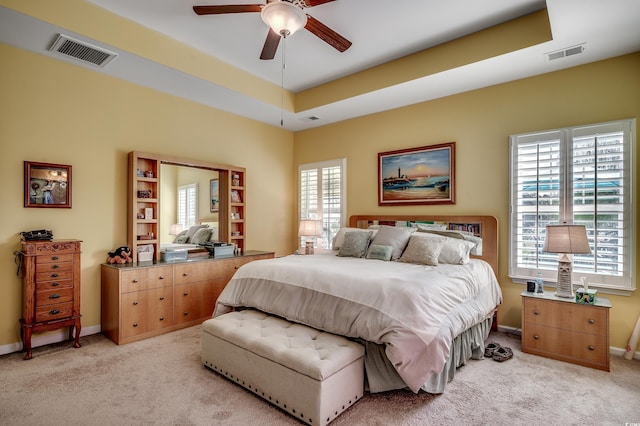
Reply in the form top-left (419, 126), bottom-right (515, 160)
top-left (368, 225), bottom-right (415, 260)
top-left (172, 230), bottom-right (187, 243)
top-left (412, 232), bottom-right (475, 265)
top-left (337, 231), bottom-right (372, 258)
top-left (190, 228), bottom-right (212, 244)
top-left (366, 244), bottom-right (394, 261)
top-left (333, 227), bottom-right (377, 250)
top-left (185, 224), bottom-right (208, 239)
top-left (399, 235), bottom-right (445, 266)
top-left (174, 235), bottom-right (189, 244)
top-left (414, 223), bottom-right (448, 231)
top-left (417, 229), bottom-right (483, 255)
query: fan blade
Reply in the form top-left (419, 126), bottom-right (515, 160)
top-left (260, 28), bottom-right (281, 60)
top-left (193, 5), bottom-right (263, 15)
top-left (305, 15), bottom-right (352, 52)
top-left (305, 0), bottom-right (336, 6)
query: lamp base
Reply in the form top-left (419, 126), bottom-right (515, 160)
top-left (304, 241), bottom-right (314, 255)
top-left (555, 259), bottom-right (573, 298)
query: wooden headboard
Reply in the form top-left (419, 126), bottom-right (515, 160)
top-left (349, 215), bottom-right (498, 275)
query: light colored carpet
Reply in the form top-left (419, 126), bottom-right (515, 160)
top-left (1, 325), bottom-right (639, 426)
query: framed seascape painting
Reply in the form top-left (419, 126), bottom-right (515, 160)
top-left (378, 142), bottom-right (455, 206)
top-left (24, 161), bottom-right (72, 208)
top-left (210, 179), bottom-right (219, 212)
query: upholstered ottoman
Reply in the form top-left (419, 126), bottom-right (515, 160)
top-left (201, 309), bottom-right (364, 425)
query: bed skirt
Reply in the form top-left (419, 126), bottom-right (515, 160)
top-left (361, 315), bottom-right (493, 394)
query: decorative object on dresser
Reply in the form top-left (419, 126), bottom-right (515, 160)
top-left (378, 142), bottom-right (455, 206)
top-left (18, 239), bottom-right (82, 360)
top-left (521, 291), bottom-right (610, 371)
top-left (542, 224), bottom-right (591, 298)
top-left (298, 219), bottom-right (322, 254)
top-left (24, 161), bottom-right (72, 208)
top-left (100, 251), bottom-right (274, 345)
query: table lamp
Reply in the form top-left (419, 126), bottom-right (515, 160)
top-left (169, 223), bottom-right (184, 236)
top-left (298, 220), bottom-right (322, 255)
top-left (543, 224), bottom-right (591, 298)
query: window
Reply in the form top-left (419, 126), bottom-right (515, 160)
top-left (509, 119), bottom-right (635, 293)
top-left (299, 159), bottom-right (346, 249)
top-left (177, 183), bottom-right (198, 228)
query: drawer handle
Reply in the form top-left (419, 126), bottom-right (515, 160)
top-left (159, 276), bottom-right (165, 280)
top-left (49, 294), bottom-right (60, 300)
top-left (133, 323), bottom-right (138, 327)
top-left (235, 266), bottom-right (239, 270)
top-left (50, 273), bottom-right (59, 278)
top-left (160, 316), bottom-right (165, 321)
top-left (52, 264), bottom-right (59, 269)
top-left (49, 309), bottom-right (61, 315)
top-left (533, 334), bottom-right (539, 340)
top-left (588, 345), bottom-right (595, 351)
top-left (588, 319), bottom-right (595, 324)
top-left (133, 301), bottom-right (138, 305)
top-left (183, 273), bottom-right (189, 277)
top-left (184, 312), bottom-right (189, 316)
top-left (533, 310), bottom-right (540, 316)
top-left (132, 279), bottom-right (139, 283)
top-left (51, 256), bottom-right (59, 261)
top-left (160, 296), bottom-right (165, 301)
top-left (51, 282), bottom-right (60, 287)
top-left (184, 291), bottom-right (189, 296)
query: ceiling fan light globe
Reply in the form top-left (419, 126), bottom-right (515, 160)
top-left (261, 1), bottom-right (307, 37)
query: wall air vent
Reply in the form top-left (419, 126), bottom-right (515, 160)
top-left (546, 44), bottom-right (585, 61)
top-left (48, 34), bottom-right (117, 68)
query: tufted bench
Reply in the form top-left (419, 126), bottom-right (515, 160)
top-left (201, 309), bottom-right (364, 425)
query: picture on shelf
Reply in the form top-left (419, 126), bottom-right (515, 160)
top-left (231, 190), bottom-right (242, 203)
top-left (210, 179), bottom-right (219, 212)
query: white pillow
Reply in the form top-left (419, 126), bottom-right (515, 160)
top-left (417, 229), bottom-right (483, 256)
top-left (411, 232), bottom-right (475, 265)
top-left (333, 227), bottom-right (377, 250)
top-left (368, 225), bottom-right (415, 261)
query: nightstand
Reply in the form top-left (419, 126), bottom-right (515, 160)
top-left (521, 291), bottom-right (610, 371)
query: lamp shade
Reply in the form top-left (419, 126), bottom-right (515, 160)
top-left (543, 225), bottom-right (591, 254)
top-left (298, 219), bottom-right (322, 237)
top-left (261, 1), bottom-right (307, 37)
top-left (169, 223), bottom-right (184, 236)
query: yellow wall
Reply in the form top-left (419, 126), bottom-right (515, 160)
top-left (294, 53), bottom-right (640, 350)
top-left (0, 43), bottom-right (294, 349)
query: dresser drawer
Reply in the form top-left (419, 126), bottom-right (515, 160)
top-left (522, 323), bottom-right (608, 368)
top-left (36, 269), bottom-right (73, 282)
top-left (37, 261), bottom-right (72, 274)
top-left (121, 288), bottom-right (173, 338)
top-left (36, 287), bottom-right (74, 307)
top-left (120, 266), bottom-right (173, 293)
top-left (36, 253), bottom-right (74, 264)
top-left (36, 279), bottom-right (73, 291)
top-left (35, 302), bottom-right (73, 322)
top-left (523, 297), bottom-right (607, 335)
top-left (174, 262), bottom-right (224, 285)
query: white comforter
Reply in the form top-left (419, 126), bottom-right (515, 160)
top-left (214, 252), bottom-right (502, 393)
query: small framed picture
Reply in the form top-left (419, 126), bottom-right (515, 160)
top-left (144, 208), bottom-right (153, 220)
top-left (24, 161), bottom-right (72, 208)
top-left (231, 190), bottom-right (241, 203)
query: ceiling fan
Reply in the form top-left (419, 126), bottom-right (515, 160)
top-left (193, 0), bottom-right (352, 60)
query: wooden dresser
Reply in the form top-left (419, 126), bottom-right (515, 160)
top-left (19, 239), bottom-right (82, 360)
top-left (100, 250), bottom-right (274, 344)
top-left (521, 291), bottom-right (610, 371)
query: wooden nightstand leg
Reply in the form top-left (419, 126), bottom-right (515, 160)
top-left (21, 323), bottom-right (33, 360)
top-left (71, 319), bottom-right (82, 349)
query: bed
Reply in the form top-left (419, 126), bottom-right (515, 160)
top-left (213, 215), bottom-right (502, 394)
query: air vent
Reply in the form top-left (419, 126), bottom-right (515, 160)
top-left (48, 34), bottom-right (117, 68)
top-left (546, 44), bottom-right (585, 61)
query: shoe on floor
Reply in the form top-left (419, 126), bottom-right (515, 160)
top-left (484, 342), bottom-right (501, 358)
top-left (492, 346), bottom-right (513, 362)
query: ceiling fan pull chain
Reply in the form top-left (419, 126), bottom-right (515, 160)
top-left (280, 36), bottom-right (286, 127)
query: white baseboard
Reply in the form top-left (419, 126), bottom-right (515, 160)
top-left (0, 324), bottom-right (101, 356)
top-left (495, 324), bottom-right (639, 360)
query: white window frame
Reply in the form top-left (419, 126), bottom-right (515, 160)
top-left (177, 183), bottom-right (198, 228)
top-left (509, 119), bottom-right (635, 295)
top-left (298, 159), bottom-right (347, 249)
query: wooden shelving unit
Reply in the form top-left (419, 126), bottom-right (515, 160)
top-left (228, 169), bottom-right (245, 254)
top-left (128, 152), bottom-right (160, 262)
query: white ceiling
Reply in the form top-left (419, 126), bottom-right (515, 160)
top-left (1, 1), bottom-right (639, 131)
